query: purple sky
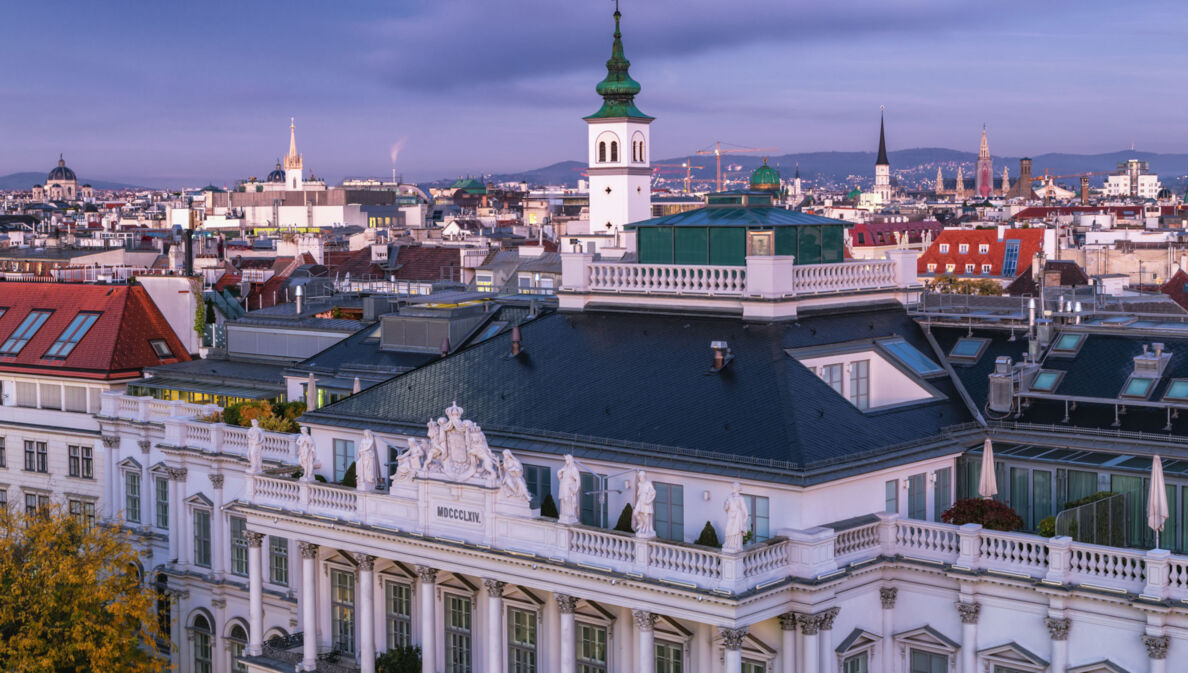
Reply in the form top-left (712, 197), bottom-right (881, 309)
top-left (2, 0), bottom-right (1184, 186)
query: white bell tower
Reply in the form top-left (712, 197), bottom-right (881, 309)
top-left (284, 117), bottom-right (304, 191)
top-left (584, 7), bottom-right (652, 237)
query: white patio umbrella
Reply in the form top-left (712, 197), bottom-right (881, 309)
top-left (1148, 454), bottom-right (1169, 550)
top-left (978, 438), bottom-right (998, 499)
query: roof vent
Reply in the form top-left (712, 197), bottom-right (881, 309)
top-left (710, 340), bottom-right (733, 372)
top-left (511, 325), bottom-right (523, 356)
top-left (440, 336), bottom-right (450, 356)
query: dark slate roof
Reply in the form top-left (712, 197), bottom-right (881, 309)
top-left (627, 206), bottom-right (846, 229)
top-left (304, 305), bottom-right (971, 482)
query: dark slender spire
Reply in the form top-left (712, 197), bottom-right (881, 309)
top-left (875, 108), bottom-right (889, 166)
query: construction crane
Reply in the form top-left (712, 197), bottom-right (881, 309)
top-left (695, 141), bottom-right (778, 192)
top-left (652, 161), bottom-right (704, 193)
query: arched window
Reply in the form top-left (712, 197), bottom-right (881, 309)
top-left (228, 623), bottom-right (248, 673)
top-left (192, 614), bottom-right (213, 673)
top-left (598, 142), bottom-right (606, 163)
top-left (610, 141), bottom-right (619, 163)
top-left (637, 138), bottom-right (645, 162)
top-left (632, 141), bottom-right (638, 162)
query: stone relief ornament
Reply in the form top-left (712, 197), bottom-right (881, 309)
top-left (422, 402), bottom-right (499, 485)
top-left (557, 454), bottom-right (581, 524)
top-left (356, 429), bottom-right (378, 492)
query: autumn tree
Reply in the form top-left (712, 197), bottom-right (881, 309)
top-left (0, 506), bottom-right (168, 673)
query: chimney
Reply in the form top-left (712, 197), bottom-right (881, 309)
top-left (1032, 253), bottom-right (1043, 282)
top-left (710, 341), bottom-right (732, 371)
top-left (1155, 342), bottom-right (1165, 359)
top-left (441, 336), bottom-right (450, 356)
top-left (295, 284), bottom-right (303, 314)
top-left (511, 325), bottom-right (522, 356)
top-left (1080, 176), bottom-right (1090, 205)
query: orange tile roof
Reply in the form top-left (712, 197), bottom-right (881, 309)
top-left (917, 228), bottom-right (1045, 278)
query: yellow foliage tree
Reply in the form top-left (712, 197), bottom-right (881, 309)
top-left (0, 507), bottom-right (169, 673)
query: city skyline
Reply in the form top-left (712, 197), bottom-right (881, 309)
top-left (3, 0), bottom-right (1185, 185)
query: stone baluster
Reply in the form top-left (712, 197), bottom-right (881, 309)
top-left (778, 613), bottom-right (797, 673)
top-left (721, 626), bottom-right (748, 673)
top-left (484, 580), bottom-right (505, 673)
top-left (632, 610), bottom-right (657, 673)
top-left (245, 532), bottom-right (265, 656)
top-left (356, 554), bottom-right (376, 673)
top-left (299, 543), bottom-right (320, 672)
top-left (1044, 616), bottom-right (1070, 673)
top-left (955, 601), bottom-right (980, 673)
top-left (418, 566), bottom-right (438, 673)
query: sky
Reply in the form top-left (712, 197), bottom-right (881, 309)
top-left (2, 0), bottom-right (1185, 187)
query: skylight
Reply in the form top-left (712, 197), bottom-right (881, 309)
top-left (150, 339), bottom-right (173, 359)
top-left (1050, 332), bottom-right (1086, 356)
top-left (44, 312), bottom-right (99, 359)
top-left (0, 310), bottom-right (52, 355)
top-left (1030, 370), bottom-right (1063, 393)
top-left (1164, 379), bottom-right (1188, 402)
top-left (949, 337), bottom-right (988, 362)
top-left (877, 337), bottom-right (944, 376)
top-left (1121, 377), bottom-right (1154, 399)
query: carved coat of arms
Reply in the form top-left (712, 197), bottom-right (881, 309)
top-left (417, 402), bottom-right (498, 485)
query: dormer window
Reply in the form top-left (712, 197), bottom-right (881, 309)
top-left (149, 339), bottom-right (173, 359)
top-left (938, 244), bottom-right (949, 254)
top-left (958, 244), bottom-right (969, 254)
top-left (0, 310), bottom-right (52, 355)
top-left (979, 244), bottom-right (989, 254)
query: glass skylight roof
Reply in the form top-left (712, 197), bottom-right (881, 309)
top-left (0, 310), bottom-right (51, 355)
top-left (1165, 379), bottom-right (1188, 402)
top-left (1051, 333), bottom-right (1085, 353)
top-left (878, 337), bottom-right (944, 376)
top-left (44, 312), bottom-right (99, 359)
top-left (949, 337), bottom-right (988, 361)
top-left (1030, 370), bottom-right (1062, 392)
top-left (1121, 377), bottom-right (1154, 399)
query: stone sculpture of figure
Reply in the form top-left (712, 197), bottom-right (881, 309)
top-left (500, 449), bottom-right (530, 501)
top-left (356, 429), bottom-right (378, 491)
top-left (394, 439), bottom-right (425, 483)
top-left (632, 470), bottom-right (657, 538)
top-left (246, 419), bottom-right (264, 474)
top-left (557, 454), bottom-right (581, 524)
top-left (424, 418), bottom-right (446, 468)
top-left (297, 427), bottom-right (316, 482)
top-left (466, 423), bottom-right (498, 482)
top-left (723, 481), bottom-right (749, 554)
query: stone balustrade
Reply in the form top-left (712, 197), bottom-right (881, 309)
top-left (791, 259), bottom-right (899, 295)
top-left (586, 262), bottom-right (747, 295)
top-left (101, 391), bottom-right (219, 424)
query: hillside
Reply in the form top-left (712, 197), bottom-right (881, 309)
top-left (0, 172), bottom-right (142, 191)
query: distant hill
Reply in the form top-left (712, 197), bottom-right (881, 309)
top-left (457, 149), bottom-right (1188, 190)
top-left (0, 172), bottom-right (142, 191)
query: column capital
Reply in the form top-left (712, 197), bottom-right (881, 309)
top-left (208, 473), bottom-right (224, 490)
top-left (955, 601), bottom-right (981, 625)
top-left (1142, 634), bottom-right (1170, 660)
top-left (720, 626), bottom-right (748, 651)
top-left (483, 578), bottom-right (505, 598)
top-left (244, 531), bottom-right (265, 548)
top-left (298, 542), bottom-right (319, 559)
top-left (416, 565), bottom-right (438, 584)
top-left (631, 609), bottom-right (656, 631)
top-left (353, 553), bottom-right (376, 571)
top-left (555, 593), bottom-right (577, 614)
top-left (138, 439), bottom-right (152, 454)
top-left (778, 613), bottom-right (797, 632)
top-left (166, 466), bottom-right (188, 481)
top-left (101, 435), bottom-right (119, 449)
top-left (1044, 617), bottom-right (1070, 641)
top-left (797, 613), bottom-right (821, 635)
top-left (818, 607), bottom-right (840, 631)
top-left (879, 586), bottom-right (898, 610)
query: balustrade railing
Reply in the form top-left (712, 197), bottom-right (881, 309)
top-left (569, 527), bottom-right (635, 565)
top-left (834, 521), bottom-right (881, 564)
top-left (792, 260), bottom-right (898, 295)
top-left (978, 530), bottom-right (1049, 575)
top-left (742, 539), bottom-right (789, 578)
top-left (647, 539), bottom-right (722, 580)
top-left (895, 520), bottom-right (961, 561)
top-left (587, 262), bottom-right (746, 295)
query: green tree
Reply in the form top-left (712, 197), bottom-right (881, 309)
top-left (0, 507), bottom-right (168, 672)
top-left (376, 645), bottom-right (421, 673)
top-left (613, 503), bottom-right (634, 533)
top-left (694, 521), bottom-right (721, 547)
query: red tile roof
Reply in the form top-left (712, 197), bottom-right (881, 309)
top-left (850, 220), bottom-right (943, 248)
top-left (917, 228), bottom-right (1045, 279)
top-left (0, 283), bottom-right (191, 380)
top-left (391, 246), bottom-right (461, 282)
top-left (1160, 269), bottom-right (1188, 312)
top-left (324, 248), bottom-right (383, 278)
top-left (1012, 205), bottom-right (1176, 221)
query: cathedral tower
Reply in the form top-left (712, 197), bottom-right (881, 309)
top-left (975, 126), bottom-right (992, 198)
top-left (585, 7), bottom-right (652, 236)
top-left (873, 109), bottom-right (892, 203)
top-left (284, 118), bottom-right (303, 190)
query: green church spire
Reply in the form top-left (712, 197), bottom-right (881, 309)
top-left (585, 7), bottom-right (652, 120)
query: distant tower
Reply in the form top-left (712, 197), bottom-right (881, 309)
top-left (1007, 157), bottom-right (1035, 199)
top-left (585, 6), bottom-right (652, 236)
top-left (975, 126), bottom-right (993, 198)
top-left (1001, 166), bottom-right (1010, 196)
top-left (873, 108), bottom-right (892, 202)
top-left (284, 118), bottom-right (303, 190)
top-left (935, 166), bottom-right (944, 195)
top-left (792, 164), bottom-right (802, 198)
top-left (956, 165), bottom-right (966, 201)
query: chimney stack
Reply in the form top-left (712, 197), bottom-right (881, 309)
top-left (295, 284), bottom-right (303, 315)
top-left (1080, 176), bottom-right (1090, 205)
top-left (710, 341), bottom-right (732, 371)
top-left (511, 325), bottom-right (522, 356)
top-left (441, 336), bottom-right (450, 356)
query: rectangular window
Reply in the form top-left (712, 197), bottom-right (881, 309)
top-left (938, 244), bottom-right (949, 254)
top-left (885, 479), bottom-right (898, 513)
top-left (230, 516), bottom-right (249, 577)
top-left (64, 385), bottom-right (87, 413)
top-left (0, 436), bottom-right (6, 467)
top-left (964, 264), bottom-right (974, 274)
top-left (579, 472), bottom-right (606, 527)
top-left (577, 623), bottom-right (608, 673)
top-left (849, 360), bottom-right (869, 410)
top-left (68, 445), bottom-right (92, 478)
top-left (149, 339), bottom-right (173, 358)
top-left (385, 581), bottom-right (412, 649)
top-left (0, 310), bottom-right (51, 354)
top-left (979, 244), bottom-right (989, 254)
top-left (333, 439), bottom-right (355, 482)
top-left (654, 482), bottom-right (684, 541)
top-left (655, 641), bottom-right (684, 673)
top-left (0, 489), bottom-right (6, 509)
top-left (44, 312), bottom-right (99, 358)
top-left (446, 594), bottom-right (472, 673)
top-left (927, 263), bottom-right (937, 273)
top-left (981, 264), bottom-right (992, 274)
top-left (68, 445), bottom-right (80, 477)
top-left (743, 494), bottom-right (770, 542)
top-left (909, 649), bottom-right (948, 673)
top-left (907, 473), bottom-right (926, 520)
top-left (125, 472), bottom-right (141, 523)
top-left (507, 608), bottom-right (537, 673)
top-left (24, 440), bottom-right (47, 473)
top-left (270, 536), bottom-right (290, 586)
top-left (958, 244), bottom-right (969, 254)
top-left (14, 382), bottom-right (35, 408)
top-left (523, 464), bottom-right (551, 508)
top-left (1010, 467), bottom-right (1031, 528)
top-left (1066, 470), bottom-right (1098, 506)
top-left (821, 363), bottom-right (844, 396)
top-left (69, 499), bottom-right (95, 528)
top-left (1033, 469), bottom-right (1052, 530)
top-left (193, 509), bottom-right (211, 567)
top-left (934, 467), bottom-right (952, 521)
top-left (742, 661), bottom-right (767, 673)
top-left (38, 383), bottom-right (61, 410)
top-left (155, 477), bottom-right (169, 529)
top-left (1002, 239), bottom-right (1021, 277)
top-left (843, 652), bottom-right (869, 673)
top-left (331, 568), bottom-right (356, 654)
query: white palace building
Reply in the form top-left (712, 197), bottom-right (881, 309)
top-left (86, 8), bottom-right (1188, 673)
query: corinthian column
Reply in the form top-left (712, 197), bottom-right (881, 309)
top-left (778, 613), bottom-right (797, 673)
top-left (881, 587), bottom-right (897, 673)
top-left (418, 566), bottom-right (438, 673)
top-left (798, 613), bottom-right (821, 673)
top-left (356, 554), bottom-right (376, 673)
top-left (819, 608), bottom-right (839, 673)
top-left (557, 594), bottom-right (577, 673)
top-left (955, 602), bottom-right (980, 673)
top-left (245, 532), bottom-right (265, 656)
top-left (633, 610), bottom-right (657, 673)
top-left (1143, 634), bottom-right (1169, 673)
top-left (1044, 617), bottom-right (1069, 673)
top-left (721, 626), bottom-right (749, 673)
top-left (484, 579), bottom-right (505, 673)
top-left (299, 542), bottom-right (319, 672)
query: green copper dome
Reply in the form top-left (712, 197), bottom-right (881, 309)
top-left (749, 159), bottom-right (782, 193)
top-left (585, 10), bottom-right (652, 121)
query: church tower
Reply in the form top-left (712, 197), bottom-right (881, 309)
top-left (1001, 166), bottom-right (1010, 196)
top-left (873, 109), bottom-right (892, 203)
top-left (975, 126), bottom-right (992, 198)
top-left (935, 166), bottom-right (944, 195)
top-left (585, 6), bottom-right (652, 236)
top-left (956, 165), bottom-right (966, 201)
top-left (284, 117), bottom-right (304, 190)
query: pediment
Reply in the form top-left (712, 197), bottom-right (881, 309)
top-left (1069, 661), bottom-right (1130, 673)
top-left (837, 627), bottom-right (880, 653)
top-left (979, 641), bottom-right (1047, 667)
top-left (894, 625), bottom-right (960, 652)
top-left (118, 456), bottom-right (142, 470)
top-left (185, 492), bottom-right (213, 507)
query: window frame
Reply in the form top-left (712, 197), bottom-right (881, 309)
top-left (155, 476), bottom-right (169, 529)
top-left (0, 310), bottom-right (52, 355)
top-left (269, 536), bottom-right (290, 586)
top-left (333, 439), bottom-right (355, 482)
top-left (44, 312), bottom-right (100, 359)
top-left (506, 605), bottom-right (538, 673)
top-left (230, 516), bottom-right (249, 577)
top-left (384, 579), bottom-right (413, 649)
top-left (576, 621), bottom-right (608, 673)
top-left (445, 592), bottom-right (473, 673)
top-left (193, 507), bottom-right (212, 568)
top-left (330, 567), bottom-right (356, 655)
top-left (125, 471), bottom-right (142, 523)
top-left (654, 482), bottom-right (685, 542)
